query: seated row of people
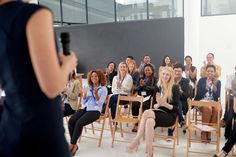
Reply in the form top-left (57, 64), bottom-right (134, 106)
top-left (62, 53), bottom-right (227, 156)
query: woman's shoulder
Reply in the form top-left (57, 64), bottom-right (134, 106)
top-left (100, 86), bottom-right (108, 90)
top-left (99, 86), bottom-right (108, 94)
top-left (198, 77), bottom-right (206, 82)
top-left (126, 73), bottom-right (133, 79)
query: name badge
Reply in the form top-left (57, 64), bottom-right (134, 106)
top-left (141, 91), bottom-right (147, 96)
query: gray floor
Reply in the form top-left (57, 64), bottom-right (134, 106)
top-left (64, 119), bottom-right (232, 157)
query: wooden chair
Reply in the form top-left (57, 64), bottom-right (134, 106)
top-left (153, 117), bottom-right (179, 157)
top-left (186, 99), bottom-right (221, 156)
top-left (79, 96), bottom-right (113, 147)
top-left (111, 95), bottom-right (143, 147)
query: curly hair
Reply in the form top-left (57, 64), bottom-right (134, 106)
top-left (87, 69), bottom-right (107, 86)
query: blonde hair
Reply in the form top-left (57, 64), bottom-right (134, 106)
top-left (157, 66), bottom-right (175, 102)
top-left (117, 61), bottom-right (128, 80)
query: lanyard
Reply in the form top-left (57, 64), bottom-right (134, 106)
top-left (90, 86), bottom-right (100, 100)
top-left (208, 80), bottom-right (213, 97)
top-left (120, 75), bottom-right (125, 85)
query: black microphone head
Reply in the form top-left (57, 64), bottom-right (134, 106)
top-left (60, 32), bottom-right (70, 55)
top-left (60, 32), bottom-right (70, 44)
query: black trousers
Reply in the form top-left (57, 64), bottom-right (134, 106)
top-left (63, 103), bottom-right (75, 117)
top-left (223, 95), bottom-right (236, 139)
top-left (0, 96), bottom-right (5, 121)
top-left (222, 125), bottom-right (236, 153)
top-left (132, 100), bottom-right (151, 117)
top-left (68, 108), bottom-right (100, 144)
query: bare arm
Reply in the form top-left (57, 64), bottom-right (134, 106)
top-left (26, 9), bottom-right (77, 98)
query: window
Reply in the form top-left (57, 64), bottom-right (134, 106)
top-left (62, 0), bottom-right (86, 24)
top-left (148, 0), bottom-right (183, 19)
top-left (202, 0), bottom-right (236, 16)
top-left (116, 0), bottom-right (147, 21)
top-left (39, 0), bottom-right (61, 22)
top-left (88, 0), bottom-right (115, 24)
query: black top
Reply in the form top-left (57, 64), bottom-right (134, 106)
top-left (178, 77), bottom-right (191, 101)
top-left (134, 76), bottom-right (157, 96)
top-left (153, 85), bottom-right (180, 114)
top-left (0, 2), bottom-right (70, 157)
top-left (107, 70), bottom-right (117, 86)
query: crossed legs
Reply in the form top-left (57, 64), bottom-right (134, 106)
top-left (127, 109), bottom-right (156, 157)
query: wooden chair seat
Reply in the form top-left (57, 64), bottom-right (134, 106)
top-left (186, 99), bottom-right (221, 156)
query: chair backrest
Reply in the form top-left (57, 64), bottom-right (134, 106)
top-left (188, 99), bottom-right (221, 126)
top-left (101, 95), bottom-right (110, 118)
top-left (116, 95), bottom-right (144, 120)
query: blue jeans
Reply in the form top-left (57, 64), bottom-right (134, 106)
top-left (177, 101), bottom-right (185, 124)
top-left (109, 94), bottom-right (128, 119)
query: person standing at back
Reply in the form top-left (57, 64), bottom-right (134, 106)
top-left (0, 1), bottom-right (77, 157)
top-left (200, 53), bottom-right (221, 79)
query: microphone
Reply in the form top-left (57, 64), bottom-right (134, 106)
top-left (60, 32), bottom-right (70, 55)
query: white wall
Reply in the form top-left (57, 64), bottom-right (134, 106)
top-left (184, 0), bottom-right (200, 67)
top-left (199, 15), bottom-right (236, 104)
top-left (185, 0), bottom-right (236, 105)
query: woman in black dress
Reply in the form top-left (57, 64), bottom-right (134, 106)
top-left (126, 66), bottom-right (179, 157)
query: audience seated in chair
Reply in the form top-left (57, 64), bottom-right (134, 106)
top-left (195, 64), bottom-right (221, 142)
top-left (138, 55), bottom-right (155, 78)
top-left (184, 55), bottom-right (197, 95)
top-left (131, 63), bottom-right (157, 132)
top-left (61, 70), bottom-right (82, 117)
top-left (161, 55), bottom-right (174, 68)
top-left (105, 61), bottom-right (117, 94)
top-left (125, 55), bottom-right (134, 66)
top-left (126, 66), bottom-right (180, 157)
top-left (128, 59), bottom-right (140, 86)
top-left (105, 61), bottom-right (117, 95)
top-left (168, 63), bottom-right (190, 136)
top-left (68, 70), bottom-right (108, 156)
top-left (109, 61), bottom-right (133, 120)
top-left (200, 53), bottom-right (221, 80)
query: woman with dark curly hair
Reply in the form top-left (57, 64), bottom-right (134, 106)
top-left (68, 70), bottom-right (108, 155)
top-left (161, 55), bottom-right (174, 68)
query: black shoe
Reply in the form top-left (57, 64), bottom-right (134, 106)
top-left (181, 124), bottom-right (188, 134)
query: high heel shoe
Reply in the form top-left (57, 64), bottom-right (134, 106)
top-left (126, 140), bottom-right (140, 153)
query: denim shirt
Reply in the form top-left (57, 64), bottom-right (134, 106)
top-left (82, 85), bottom-right (108, 112)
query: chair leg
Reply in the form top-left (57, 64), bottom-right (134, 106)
top-left (108, 115), bottom-right (113, 138)
top-left (120, 122), bottom-right (124, 138)
top-left (98, 119), bottom-right (106, 147)
top-left (112, 124), bottom-right (117, 148)
top-left (186, 129), bottom-right (190, 157)
top-left (91, 123), bottom-right (95, 134)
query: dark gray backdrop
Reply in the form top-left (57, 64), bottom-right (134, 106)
top-left (55, 17), bottom-right (184, 77)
